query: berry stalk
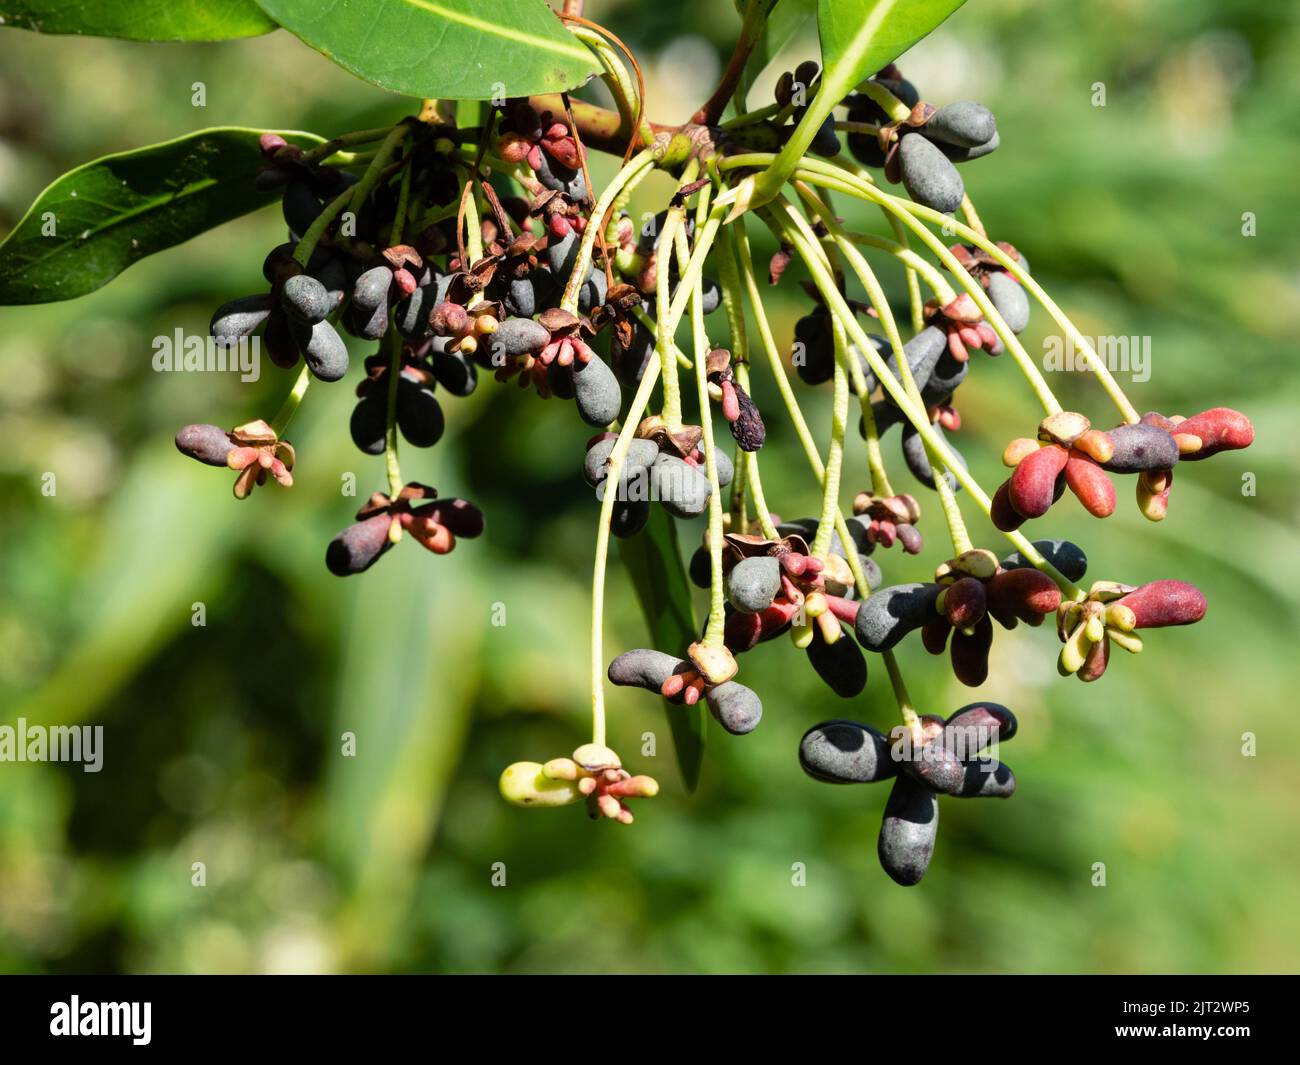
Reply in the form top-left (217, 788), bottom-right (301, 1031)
top-left (589, 352), bottom-right (664, 746)
top-left (897, 197), bottom-right (1143, 424)
top-left (268, 365), bottom-right (311, 437)
top-left (768, 197), bottom-right (1079, 596)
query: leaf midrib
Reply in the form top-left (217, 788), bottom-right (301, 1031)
top-left (9, 175), bottom-right (226, 276)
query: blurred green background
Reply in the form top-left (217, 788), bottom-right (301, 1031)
top-left (1, 0), bottom-right (1297, 974)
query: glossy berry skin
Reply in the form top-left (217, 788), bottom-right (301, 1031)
top-left (352, 266), bottom-right (393, 310)
top-left (344, 298), bottom-right (389, 342)
top-left (793, 312), bottom-right (835, 385)
top-left (396, 379), bottom-right (444, 448)
top-left (281, 179), bottom-right (323, 236)
top-left (1170, 407), bottom-right (1254, 461)
top-left (611, 320), bottom-right (656, 387)
top-left (611, 499), bottom-right (651, 538)
top-left (1114, 579), bottom-right (1207, 628)
top-left (607, 649), bottom-right (763, 734)
top-left (429, 343), bottom-right (478, 396)
top-left (349, 394), bottom-right (387, 455)
top-left (607, 648), bottom-right (681, 690)
top-left (262, 306), bottom-right (302, 369)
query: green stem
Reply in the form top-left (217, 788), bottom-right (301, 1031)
top-left (653, 160), bottom-right (703, 426)
top-left (859, 391), bottom-right (894, 498)
top-left (293, 184), bottom-right (356, 267)
top-left (842, 227), bottom-right (954, 302)
top-left (798, 164), bottom-right (1064, 415)
top-left (896, 196), bottom-right (1142, 424)
top-left (857, 80), bottom-right (911, 122)
top-left (766, 198), bottom-right (1079, 598)
top-left (631, 306), bottom-right (692, 369)
top-left (590, 342), bottom-right (665, 745)
top-left (383, 328), bottom-right (404, 498)
top-left (568, 25), bottom-right (656, 150)
top-left (809, 320), bottom-right (849, 560)
top-left (345, 123), bottom-right (412, 229)
top-left (686, 188), bottom-right (727, 647)
top-left (884, 650), bottom-right (921, 736)
top-left (302, 126), bottom-right (394, 164)
top-left (269, 366), bottom-right (311, 437)
top-left (713, 204), bottom-right (756, 536)
top-left (723, 154), bottom-right (1068, 416)
top-left (719, 102), bottom-right (780, 129)
top-left (562, 149), bottom-right (657, 313)
top-left (930, 456), bottom-right (973, 555)
top-left (730, 219), bottom-right (822, 474)
top-left (743, 451), bottom-right (780, 540)
top-left (390, 157), bottom-right (413, 247)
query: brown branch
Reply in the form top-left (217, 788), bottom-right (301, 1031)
top-left (691, 0), bottom-right (777, 126)
top-left (529, 95), bottom-right (671, 158)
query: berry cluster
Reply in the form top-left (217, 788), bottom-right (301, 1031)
top-left (144, 34), bottom-right (1254, 883)
top-left (800, 704), bottom-right (1018, 885)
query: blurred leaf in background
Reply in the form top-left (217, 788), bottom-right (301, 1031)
top-left (1, 0), bottom-right (1297, 974)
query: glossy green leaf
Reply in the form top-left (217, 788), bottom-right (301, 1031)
top-left (254, 0), bottom-right (600, 101)
top-left (0, 0), bottom-right (275, 40)
top-left (717, 0), bottom-right (966, 217)
top-left (816, 0), bottom-right (967, 92)
top-left (0, 127), bottom-right (323, 305)
top-left (619, 507), bottom-right (705, 792)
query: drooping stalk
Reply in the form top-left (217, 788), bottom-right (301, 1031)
top-left (590, 352), bottom-right (664, 746)
top-left (269, 366), bottom-right (311, 437)
top-left (566, 25), bottom-right (655, 150)
top-left (561, 148), bottom-right (657, 313)
top-left (383, 327), bottom-right (404, 499)
top-left (721, 153), bottom-right (1067, 416)
top-left (809, 319), bottom-right (850, 561)
top-left (730, 220), bottom-right (823, 474)
top-left (896, 196), bottom-right (1142, 424)
top-left (713, 205), bottom-right (757, 536)
top-left (302, 126), bottom-right (394, 164)
top-left (683, 194), bottom-right (728, 647)
top-left (653, 163), bottom-right (698, 427)
top-left (766, 197), bottom-right (1080, 598)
